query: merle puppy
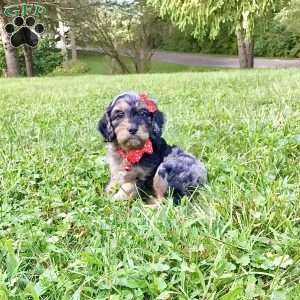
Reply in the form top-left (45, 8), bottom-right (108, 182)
top-left (98, 92), bottom-right (207, 207)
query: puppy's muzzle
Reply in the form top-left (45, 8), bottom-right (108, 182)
top-left (128, 124), bottom-right (138, 135)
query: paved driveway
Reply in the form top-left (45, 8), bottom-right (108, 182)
top-left (77, 47), bottom-right (300, 68)
top-left (153, 51), bottom-right (300, 68)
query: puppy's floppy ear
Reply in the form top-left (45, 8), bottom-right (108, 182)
top-left (151, 110), bottom-right (165, 138)
top-left (140, 94), bottom-right (165, 138)
top-left (98, 111), bottom-right (115, 142)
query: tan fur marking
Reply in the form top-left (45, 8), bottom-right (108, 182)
top-left (145, 171), bottom-right (169, 207)
top-left (104, 97), bottom-right (156, 202)
top-left (112, 182), bottom-right (137, 201)
top-left (115, 120), bottom-right (149, 150)
top-left (106, 143), bottom-right (153, 201)
top-left (111, 101), bottom-right (129, 116)
top-left (153, 172), bottom-right (168, 199)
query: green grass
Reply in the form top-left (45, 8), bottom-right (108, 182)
top-left (0, 70), bottom-right (300, 299)
top-left (78, 51), bottom-right (221, 74)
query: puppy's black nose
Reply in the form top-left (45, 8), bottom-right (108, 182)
top-left (129, 127), bottom-right (138, 135)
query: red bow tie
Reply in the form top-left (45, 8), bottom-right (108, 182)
top-left (139, 94), bottom-right (157, 113)
top-left (116, 139), bottom-right (153, 171)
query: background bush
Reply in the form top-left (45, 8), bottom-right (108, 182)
top-left (161, 22), bottom-right (300, 58)
top-left (254, 20), bottom-right (300, 57)
top-left (33, 38), bottom-right (63, 75)
top-left (0, 45), bottom-right (6, 74)
top-left (0, 38), bottom-right (63, 77)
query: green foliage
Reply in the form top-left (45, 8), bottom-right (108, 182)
top-left (254, 22), bottom-right (300, 57)
top-left (73, 0), bottom-right (164, 73)
top-left (148, 0), bottom-right (274, 39)
top-left (32, 38), bottom-right (63, 76)
top-left (160, 26), bottom-right (202, 52)
top-left (0, 46), bottom-right (6, 74)
top-left (161, 25), bottom-right (237, 55)
top-left (202, 33), bottom-right (237, 55)
top-left (160, 16), bottom-right (300, 58)
top-left (0, 70), bottom-right (300, 298)
top-left (276, 0), bottom-right (300, 35)
top-left (0, 38), bottom-right (62, 77)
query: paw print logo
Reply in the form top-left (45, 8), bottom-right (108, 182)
top-left (5, 16), bottom-right (44, 48)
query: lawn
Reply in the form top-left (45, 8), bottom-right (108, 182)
top-left (77, 51), bottom-right (221, 74)
top-left (0, 70), bottom-right (300, 299)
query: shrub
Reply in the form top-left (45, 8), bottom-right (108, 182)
top-left (160, 28), bottom-right (201, 53)
top-left (0, 38), bottom-right (63, 76)
top-left (33, 38), bottom-right (63, 75)
top-left (0, 45), bottom-right (6, 71)
top-left (254, 21), bottom-right (300, 58)
top-left (161, 25), bottom-right (238, 55)
top-left (161, 20), bottom-right (300, 58)
top-left (0, 45), bottom-right (6, 75)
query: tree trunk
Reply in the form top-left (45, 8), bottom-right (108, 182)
top-left (114, 55), bottom-right (130, 73)
top-left (134, 58), bottom-right (148, 73)
top-left (141, 48), bottom-right (152, 73)
top-left (131, 46), bottom-right (152, 73)
top-left (0, 2), bottom-right (19, 77)
top-left (106, 48), bottom-right (130, 74)
top-left (116, 56), bottom-right (130, 73)
top-left (23, 45), bottom-right (33, 76)
top-left (132, 50), bottom-right (142, 73)
top-left (134, 56), bottom-right (151, 73)
top-left (245, 40), bottom-right (254, 68)
top-left (111, 57), bottom-right (120, 74)
top-left (56, 8), bottom-right (68, 63)
top-left (236, 30), bottom-right (254, 69)
top-left (69, 28), bottom-right (77, 62)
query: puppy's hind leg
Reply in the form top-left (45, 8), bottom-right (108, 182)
top-left (145, 171), bottom-right (168, 208)
top-left (153, 172), bottom-right (168, 199)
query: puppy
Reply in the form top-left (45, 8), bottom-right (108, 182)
top-left (98, 92), bottom-right (207, 206)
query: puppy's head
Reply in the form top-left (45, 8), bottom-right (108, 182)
top-left (98, 92), bottom-right (164, 151)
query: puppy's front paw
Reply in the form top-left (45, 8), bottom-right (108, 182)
top-left (112, 190), bottom-right (130, 201)
top-left (105, 177), bottom-right (120, 194)
top-left (145, 196), bottom-right (163, 208)
top-left (111, 183), bottom-right (137, 202)
top-left (106, 183), bottom-right (119, 194)
top-left (144, 203), bottom-right (162, 209)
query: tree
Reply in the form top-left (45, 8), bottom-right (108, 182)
top-left (23, 45), bottom-right (33, 76)
top-left (71, 0), bottom-right (163, 73)
top-left (0, 0), bottom-right (19, 76)
top-left (81, 5), bottom-right (135, 73)
top-left (42, 0), bottom-right (79, 64)
top-left (147, 0), bottom-right (274, 68)
top-left (39, 0), bottom-right (163, 73)
top-left (69, 27), bottom-right (77, 62)
top-left (123, 0), bottom-right (162, 73)
top-left (276, 0), bottom-right (300, 35)
top-left (56, 7), bottom-right (69, 63)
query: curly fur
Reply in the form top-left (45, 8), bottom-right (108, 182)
top-left (98, 91), bottom-right (207, 205)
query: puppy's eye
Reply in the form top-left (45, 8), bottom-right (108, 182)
top-left (113, 111), bottom-right (125, 120)
top-left (139, 110), bottom-right (149, 117)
